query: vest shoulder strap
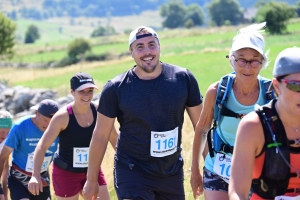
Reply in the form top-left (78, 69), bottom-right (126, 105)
top-left (252, 100), bottom-right (290, 199)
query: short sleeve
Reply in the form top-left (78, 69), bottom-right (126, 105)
top-left (186, 69), bottom-right (203, 107)
top-left (97, 80), bottom-right (119, 118)
top-left (5, 124), bottom-right (20, 151)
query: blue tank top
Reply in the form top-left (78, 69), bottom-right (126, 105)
top-left (205, 80), bottom-right (265, 172)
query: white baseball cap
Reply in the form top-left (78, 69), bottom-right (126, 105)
top-left (231, 22), bottom-right (267, 60)
top-left (128, 26), bottom-right (159, 47)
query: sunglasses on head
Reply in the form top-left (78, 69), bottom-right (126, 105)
top-left (281, 79), bottom-right (300, 93)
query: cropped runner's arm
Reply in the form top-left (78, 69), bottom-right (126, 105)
top-left (229, 112), bottom-right (264, 200)
top-left (93, 100), bottom-right (118, 150)
top-left (83, 113), bottom-right (115, 200)
top-left (0, 146), bottom-right (12, 185)
top-left (1, 158), bottom-right (9, 200)
top-left (190, 82), bottom-right (218, 199)
top-left (109, 126), bottom-right (118, 151)
top-left (28, 110), bottom-right (67, 196)
top-left (0, 148), bottom-right (11, 200)
top-left (32, 111), bottom-right (66, 178)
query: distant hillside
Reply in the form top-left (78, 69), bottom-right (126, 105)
top-left (1, 0), bottom-right (298, 20)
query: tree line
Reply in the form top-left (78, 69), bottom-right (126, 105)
top-left (5, 0), bottom-right (299, 20)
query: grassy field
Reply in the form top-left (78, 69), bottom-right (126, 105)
top-left (2, 19), bottom-right (300, 199)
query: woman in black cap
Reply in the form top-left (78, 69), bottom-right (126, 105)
top-left (28, 72), bottom-right (118, 200)
top-left (229, 47), bottom-right (300, 200)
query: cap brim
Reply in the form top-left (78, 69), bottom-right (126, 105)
top-left (75, 83), bottom-right (98, 91)
top-left (232, 43), bottom-right (264, 56)
top-left (29, 105), bottom-right (39, 111)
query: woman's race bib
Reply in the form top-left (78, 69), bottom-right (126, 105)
top-left (73, 147), bottom-right (89, 168)
top-left (213, 153), bottom-right (232, 183)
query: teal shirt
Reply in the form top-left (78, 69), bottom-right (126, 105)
top-left (204, 80), bottom-right (265, 172)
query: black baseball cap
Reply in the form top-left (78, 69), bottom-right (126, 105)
top-left (33, 99), bottom-right (59, 118)
top-left (70, 72), bottom-right (98, 91)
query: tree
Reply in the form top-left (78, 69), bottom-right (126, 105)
top-left (0, 12), bottom-right (16, 60)
top-left (90, 26), bottom-right (117, 37)
top-left (255, 1), bottom-right (296, 34)
top-left (184, 4), bottom-right (204, 26)
top-left (160, 0), bottom-right (186, 28)
top-left (296, 0), bottom-right (300, 17)
top-left (207, 0), bottom-right (243, 26)
top-left (24, 24), bottom-right (40, 43)
top-left (67, 38), bottom-right (91, 58)
top-left (184, 18), bottom-right (194, 29)
top-left (255, 0), bottom-right (268, 8)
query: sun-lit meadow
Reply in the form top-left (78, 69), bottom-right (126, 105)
top-left (3, 19), bottom-right (300, 200)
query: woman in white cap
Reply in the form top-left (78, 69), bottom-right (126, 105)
top-left (190, 22), bottom-right (275, 200)
top-left (229, 47), bottom-right (300, 200)
top-left (28, 72), bottom-right (118, 200)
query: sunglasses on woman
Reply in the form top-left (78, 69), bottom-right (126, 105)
top-left (281, 79), bottom-right (300, 93)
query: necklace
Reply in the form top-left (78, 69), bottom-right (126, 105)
top-left (289, 124), bottom-right (300, 132)
top-left (294, 125), bottom-right (300, 132)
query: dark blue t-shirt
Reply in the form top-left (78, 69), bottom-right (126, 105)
top-left (98, 62), bottom-right (202, 177)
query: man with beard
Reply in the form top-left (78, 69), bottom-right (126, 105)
top-left (83, 26), bottom-right (203, 200)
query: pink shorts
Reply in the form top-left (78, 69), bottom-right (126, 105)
top-left (52, 163), bottom-right (107, 197)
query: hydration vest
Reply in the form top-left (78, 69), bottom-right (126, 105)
top-left (207, 73), bottom-right (275, 157)
top-left (252, 100), bottom-right (300, 199)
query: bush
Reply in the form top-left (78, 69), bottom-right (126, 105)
top-left (84, 52), bottom-right (113, 62)
top-left (91, 26), bottom-right (117, 37)
top-left (255, 1), bottom-right (296, 34)
top-left (224, 20), bottom-right (231, 26)
top-left (67, 38), bottom-right (91, 58)
top-left (184, 19), bottom-right (194, 29)
top-left (54, 57), bottom-right (79, 68)
top-left (24, 24), bottom-right (40, 44)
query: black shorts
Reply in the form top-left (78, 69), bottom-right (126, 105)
top-left (203, 167), bottom-right (228, 192)
top-left (8, 175), bottom-right (51, 200)
top-left (114, 163), bottom-right (185, 200)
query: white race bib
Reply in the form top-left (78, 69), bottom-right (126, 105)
top-left (213, 153), bottom-right (232, 183)
top-left (150, 127), bottom-right (178, 157)
top-left (25, 154), bottom-right (52, 173)
top-left (73, 147), bottom-right (89, 168)
top-left (275, 195), bottom-right (300, 200)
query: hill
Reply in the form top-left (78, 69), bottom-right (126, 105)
top-left (10, 10), bottom-right (163, 44)
top-left (1, 0), bottom-right (298, 19)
